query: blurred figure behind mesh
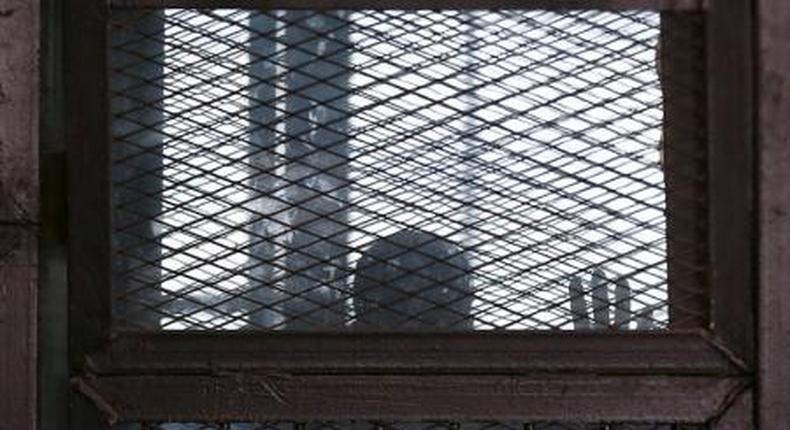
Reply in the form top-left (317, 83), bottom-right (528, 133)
top-left (353, 229), bottom-right (473, 330)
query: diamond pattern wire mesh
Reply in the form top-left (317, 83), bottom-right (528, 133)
top-left (116, 421), bottom-right (705, 430)
top-left (109, 9), bottom-right (707, 331)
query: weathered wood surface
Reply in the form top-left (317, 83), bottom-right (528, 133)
top-left (0, 1), bottom-right (39, 429)
top-left (759, 0), bottom-right (790, 428)
top-left (93, 331), bottom-right (742, 375)
top-left (74, 373), bottom-right (747, 424)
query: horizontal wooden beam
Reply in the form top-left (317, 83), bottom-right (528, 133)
top-left (73, 373), bottom-right (747, 423)
top-left (90, 331), bottom-right (742, 375)
top-left (109, 0), bottom-right (706, 11)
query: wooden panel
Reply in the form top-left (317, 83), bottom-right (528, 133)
top-left (73, 373), bottom-right (747, 423)
top-left (0, 1), bottom-right (39, 429)
top-left (109, 0), bottom-right (706, 10)
top-left (91, 331), bottom-right (742, 375)
top-left (758, 0), bottom-right (790, 427)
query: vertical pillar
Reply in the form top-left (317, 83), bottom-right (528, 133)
top-left (281, 11), bottom-right (352, 329)
top-left (0, 1), bottom-right (39, 429)
top-left (758, 0), bottom-right (790, 427)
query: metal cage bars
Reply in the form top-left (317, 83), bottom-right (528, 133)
top-left (107, 8), bottom-right (697, 331)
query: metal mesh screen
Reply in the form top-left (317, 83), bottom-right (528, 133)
top-left (116, 421), bottom-right (705, 430)
top-left (109, 9), bottom-right (707, 331)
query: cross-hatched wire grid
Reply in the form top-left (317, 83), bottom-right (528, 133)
top-left (115, 421), bottom-right (706, 430)
top-left (109, 8), bottom-right (707, 331)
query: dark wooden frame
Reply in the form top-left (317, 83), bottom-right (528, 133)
top-left (64, 0), bottom-right (758, 427)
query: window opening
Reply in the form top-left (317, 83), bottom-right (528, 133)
top-left (109, 9), bottom-right (705, 331)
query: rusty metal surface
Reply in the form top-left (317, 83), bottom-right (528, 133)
top-left (706, 0), bottom-right (755, 368)
top-left (758, 0), bottom-right (790, 427)
top-left (91, 331), bottom-right (742, 374)
top-left (0, 1), bottom-right (39, 429)
top-left (73, 373), bottom-right (746, 423)
top-left (108, 0), bottom-right (707, 11)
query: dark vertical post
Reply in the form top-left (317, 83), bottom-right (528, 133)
top-left (40, 0), bottom-right (70, 428)
top-left (66, 0), bottom-right (113, 427)
top-left (706, 0), bottom-right (754, 365)
top-left (248, 12), bottom-right (284, 328)
top-left (659, 13), bottom-right (708, 329)
top-left (109, 10), bottom-right (166, 329)
top-left (456, 11), bottom-right (482, 330)
top-left (281, 11), bottom-right (352, 329)
top-left (758, 0), bottom-right (790, 426)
